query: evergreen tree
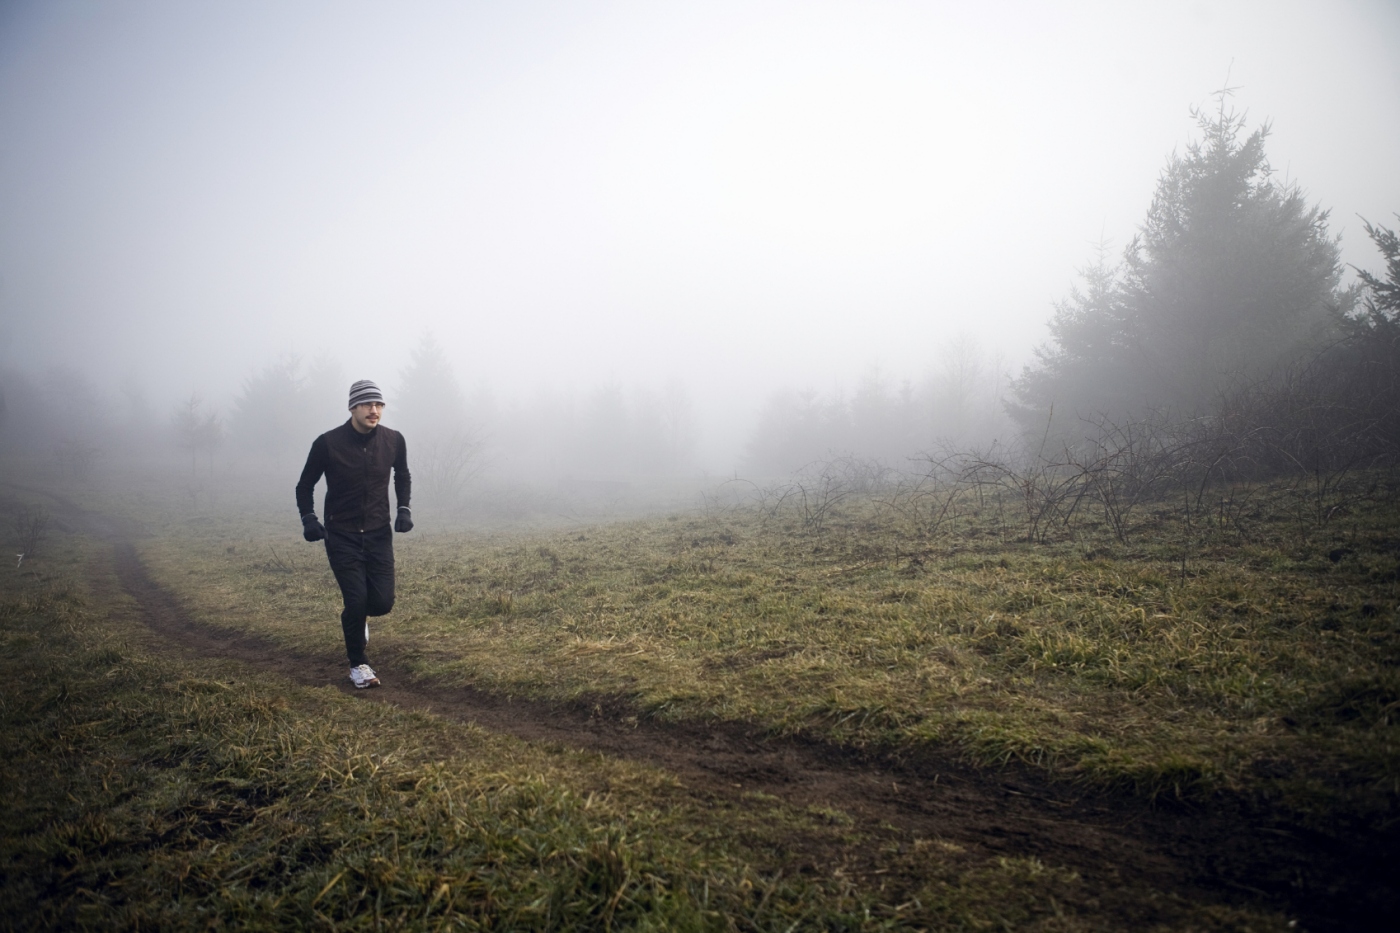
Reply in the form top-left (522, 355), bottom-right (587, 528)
top-left (1013, 104), bottom-right (1345, 422)
top-left (1009, 250), bottom-right (1131, 424)
top-left (1355, 216), bottom-right (1400, 325)
top-left (228, 356), bottom-right (347, 464)
top-left (395, 334), bottom-right (481, 506)
top-left (229, 356), bottom-right (306, 460)
top-left (395, 334), bottom-right (468, 435)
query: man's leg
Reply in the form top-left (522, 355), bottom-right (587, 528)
top-left (363, 524), bottom-right (396, 620)
top-left (325, 529), bottom-right (371, 667)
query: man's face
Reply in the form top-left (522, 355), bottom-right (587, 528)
top-left (350, 401), bottom-right (384, 433)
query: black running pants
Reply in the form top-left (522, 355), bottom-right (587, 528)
top-left (325, 525), bottom-right (395, 666)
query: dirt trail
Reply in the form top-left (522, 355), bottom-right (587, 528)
top-left (24, 487), bottom-right (1394, 931)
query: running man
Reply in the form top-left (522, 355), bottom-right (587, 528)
top-left (295, 379), bottom-right (413, 688)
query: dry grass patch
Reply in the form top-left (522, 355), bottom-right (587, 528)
top-left (0, 500), bottom-right (1300, 931)
top-left (113, 475), bottom-right (1400, 821)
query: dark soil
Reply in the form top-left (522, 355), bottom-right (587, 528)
top-left (32, 490), bottom-right (1400, 931)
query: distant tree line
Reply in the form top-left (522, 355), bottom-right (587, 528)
top-left (0, 333), bottom-right (704, 497)
top-left (742, 335), bottom-right (1012, 477)
top-left (227, 334), bottom-right (697, 501)
top-left (487, 381), bottom-right (696, 485)
top-left (0, 365), bottom-right (114, 478)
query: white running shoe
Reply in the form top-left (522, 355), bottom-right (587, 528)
top-left (349, 664), bottom-right (380, 689)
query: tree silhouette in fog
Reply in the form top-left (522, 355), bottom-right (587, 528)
top-left (171, 394), bottom-right (220, 476)
top-left (395, 334), bottom-right (482, 507)
top-left (743, 347), bottom-right (1009, 476)
top-left (1355, 217), bottom-right (1400, 325)
top-left (1013, 103), bottom-right (1346, 423)
top-left (229, 357), bottom-right (303, 460)
top-left (229, 356), bottom-right (344, 463)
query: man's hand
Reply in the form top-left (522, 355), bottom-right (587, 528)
top-left (395, 507), bottom-right (414, 533)
top-left (302, 513), bottom-right (326, 542)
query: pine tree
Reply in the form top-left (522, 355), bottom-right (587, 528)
top-left (1013, 103), bottom-right (1345, 423)
top-left (395, 334), bottom-right (482, 506)
top-left (1355, 217), bottom-right (1400, 325)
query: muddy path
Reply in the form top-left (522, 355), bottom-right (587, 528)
top-left (21, 487), bottom-right (1395, 931)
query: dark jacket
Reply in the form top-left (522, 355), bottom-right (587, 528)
top-left (296, 420), bottom-right (411, 533)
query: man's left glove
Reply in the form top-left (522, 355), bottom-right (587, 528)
top-left (394, 507), bottom-right (414, 533)
top-left (302, 513), bottom-right (326, 542)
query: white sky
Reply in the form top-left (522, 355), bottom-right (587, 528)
top-left (1, 0), bottom-right (1398, 458)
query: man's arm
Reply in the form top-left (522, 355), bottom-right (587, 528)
top-left (393, 433), bottom-right (411, 510)
top-left (392, 432), bottom-right (413, 533)
top-left (295, 435), bottom-right (329, 517)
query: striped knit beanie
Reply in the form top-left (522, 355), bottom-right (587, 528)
top-left (348, 380), bottom-right (384, 409)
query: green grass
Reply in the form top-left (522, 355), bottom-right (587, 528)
top-left (0, 494), bottom-right (1295, 930)
top-left (0, 537), bottom-right (847, 929)
top-left (119, 473), bottom-right (1400, 830)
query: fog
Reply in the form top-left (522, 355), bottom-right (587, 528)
top-left (2, 0), bottom-right (1398, 487)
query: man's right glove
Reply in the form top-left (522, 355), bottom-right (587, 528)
top-left (302, 513), bottom-right (326, 542)
top-left (394, 507), bottom-right (414, 533)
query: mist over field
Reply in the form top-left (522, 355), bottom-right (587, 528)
top-left (8, 6), bottom-right (1400, 927)
top-left (1, 0), bottom-right (1398, 499)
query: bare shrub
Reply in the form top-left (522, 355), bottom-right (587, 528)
top-left (416, 432), bottom-right (486, 511)
top-left (15, 504), bottom-right (48, 564)
top-left (897, 385), bottom-right (1397, 549)
top-left (697, 479), bottom-right (761, 523)
top-left (878, 449), bottom-right (969, 540)
top-left (791, 468), bottom-right (848, 533)
top-left (1196, 342), bottom-right (1400, 536)
top-left (172, 394), bottom-right (222, 476)
top-left (770, 456), bottom-right (894, 533)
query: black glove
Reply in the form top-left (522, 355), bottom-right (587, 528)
top-left (394, 507), bottom-right (413, 533)
top-left (302, 513), bottom-right (326, 542)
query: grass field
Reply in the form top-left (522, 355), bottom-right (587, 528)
top-left (137, 473), bottom-right (1400, 810)
top-left (4, 465), bottom-right (1397, 929)
top-left (0, 538), bottom-right (854, 929)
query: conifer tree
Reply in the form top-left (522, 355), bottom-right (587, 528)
top-left (1013, 102), bottom-right (1345, 423)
